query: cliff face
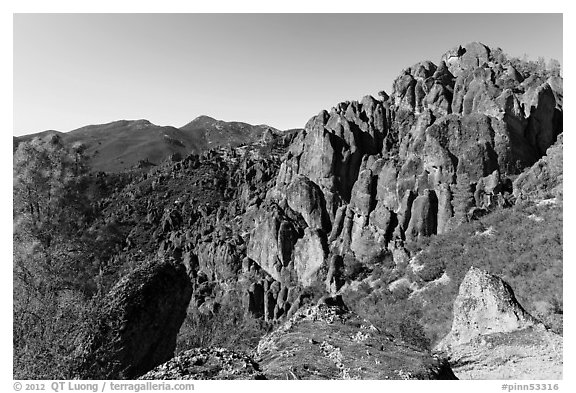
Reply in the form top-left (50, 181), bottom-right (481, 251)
top-left (244, 42), bottom-right (562, 293)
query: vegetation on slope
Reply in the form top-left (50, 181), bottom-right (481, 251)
top-left (343, 196), bottom-right (562, 349)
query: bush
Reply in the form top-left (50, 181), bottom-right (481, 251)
top-left (343, 254), bottom-right (369, 281)
top-left (176, 287), bottom-right (271, 354)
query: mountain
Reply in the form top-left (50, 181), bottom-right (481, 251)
top-left (14, 116), bottom-right (288, 173)
top-left (14, 42), bottom-right (563, 380)
top-left (179, 115), bottom-right (281, 149)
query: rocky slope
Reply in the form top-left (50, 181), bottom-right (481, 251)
top-left (255, 298), bottom-right (456, 380)
top-left (142, 297), bottom-right (456, 380)
top-left (140, 348), bottom-right (265, 380)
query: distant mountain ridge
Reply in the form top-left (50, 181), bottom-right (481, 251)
top-left (14, 116), bottom-right (288, 173)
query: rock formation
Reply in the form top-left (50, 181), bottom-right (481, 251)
top-left (244, 41), bottom-right (562, 292)
top-left (513, 133), bottom-right (563, 201)
top-left (74, 261), bottom-right (193, 379)
top-left (435, 267), bottom-right (561, 379)
top-left (26, 42), bottom-right (561, 380)
top-left (437, 267), bottom-right (541, 350)
top-left (140, 348), bottom-right (265, 380)
top-left (255, 299), bottom-right (457, 380)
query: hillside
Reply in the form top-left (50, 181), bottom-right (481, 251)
top-left (14, 116), bottom-right (288, 172)
top-left (13, 42), bottom-right (562, 380)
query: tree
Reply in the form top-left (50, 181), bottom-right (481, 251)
top-left (13, 135), bottom-right (96, 378)
top-left (547, 58), bottom-right (562, 77)
top-left (14, 135), bottom-right (90, 247)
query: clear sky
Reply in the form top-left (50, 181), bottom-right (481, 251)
top-left (13, 13), bottom-right (563, 135)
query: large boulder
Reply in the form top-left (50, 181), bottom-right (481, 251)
top-left (437, 267), bottom-right (541, 350)
top-left (442, 42), bottom-right (491, 77)
top-left (435, 267), bottom-right (561, 380)
top-left (74, 261), bottom-right (193, 379)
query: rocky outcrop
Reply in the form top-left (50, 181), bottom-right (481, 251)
top-left (406, 189), bottom-right (438, 241)
top-left (246, 206), bottom-right (299, 282)
top-left (255, 299), bottom-right (457, 380)
top-left (442, 42), bottom-right (491, 78)
top-left (513, 133), bottom-right (563, 200)
top-left (244, 42), bottom-right (562, 291)
top-left (139, 348), bottom-right (265, 380)
top-left (34, 42), bottom-right (562, 382)
top-left (521, 82), bottom-right (562, 155)
top-left (285, 174), bottom-right (331, 231)
top-left (139, 298), bottom-right (458, 380)
top-left (437, 267), bottom-right (541, 350)
top-left (293, 228), bottom-right (328, 286)
top-left (75, 261), bottom-right (193, 379)
top-left (436, 267), bottom-right (561, 380)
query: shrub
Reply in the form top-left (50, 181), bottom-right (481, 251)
top-left (176, 287), bottom-right (271, 354)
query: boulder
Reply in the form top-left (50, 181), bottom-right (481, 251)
top-left (443, 42), bottom-right (491, 77)
top-left (75, 261), bottom-right (193, 379)
top-left (437, 267), bottom-right (540, 350)
top-left (435, 267), bottom-right (561, 380)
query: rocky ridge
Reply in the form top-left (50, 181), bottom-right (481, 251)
top-left (242, 41), bottom-right (562, 299)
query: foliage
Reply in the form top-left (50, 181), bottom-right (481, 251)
top-left (343, 281), bottom-right (431, 351)
top-left (13, 135), bottom-right (111, 379)
top-left (343, 254), bottom-right (370, 282)
top-left (344, 199), bottom-right (562, 349)
top-left (508, 54), bottom-right (561, 81)
top-left (176, 287), bottom-right (271, 353)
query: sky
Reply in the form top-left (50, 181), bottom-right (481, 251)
top-left (13, 13), bottom-right (563, 135)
